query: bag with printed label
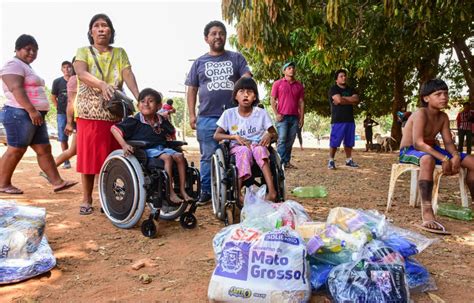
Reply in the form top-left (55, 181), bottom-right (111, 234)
top-left (209, 225), bottom-right (311, 302)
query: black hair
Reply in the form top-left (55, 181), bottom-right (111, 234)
top-left (232, 77), bottom-right (259, 106)
top-left (138, 88), bottom-right (162, 104)
top-left (15, 34), bottom-right (38, 51)
top-left (419, 79), bottom-right (448, 107)
top-left (334, 69), bottom-right (347, 80)
top-left (70, 57), bottom-right (76, 75)
top-left (204, 20), bottom-right (226, 37)
top-left (61, 61), bottom-right (72, 67)
top-left (166, 99), bottom-right (173, 105)
top-left (87, 13), bottom-right (115, 45)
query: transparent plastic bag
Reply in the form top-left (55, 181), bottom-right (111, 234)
top-left (326, 207), bottom-right (387, 238)
top-left (209, 225), bottom-right (311, 302)
top-left (0, 236), bottom-right (56, 284)
top-left (305, 224), bottom-right (371, 268)
top-left (240, 185), bottom-right (311, 231)
top-left (0, 200), bottom-right (46, 258)
top-left (327, 240), bottom-right (410, 303)
top-left (382, 224), bottom-right (437, 255)
top-left (405, 257), bottom-right (437, 293)
top-left (309, 262), bottom-right (334, 291)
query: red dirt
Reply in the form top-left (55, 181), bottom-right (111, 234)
top-left (1, 148), bottom-right (473, 303)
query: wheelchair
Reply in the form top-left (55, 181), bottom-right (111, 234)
top-left (99, 140), bottom-right (201, 238)
top-left (210, 141), bottom-right (286, 225)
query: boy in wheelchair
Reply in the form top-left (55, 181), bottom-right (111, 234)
top-left (110, 88), bottom-right (193, 204)
top-left (214, 77), bottom-right (278, 202)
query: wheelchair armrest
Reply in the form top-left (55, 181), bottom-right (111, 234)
top-left (166, 141), bottom-right (188, 149)
top-left (126, 140), bottom-right (147, 148)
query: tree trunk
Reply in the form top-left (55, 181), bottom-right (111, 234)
top-left (417, 49), bottom-right (440, 89)
top-left (391, 67), bottom-right (405, 146)
top-left (453, 37), bottom-right (474, 103)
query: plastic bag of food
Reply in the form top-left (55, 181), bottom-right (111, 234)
top-left (382, 224), bottom-right (437, 255)
top-left (209, 225), bottom-right (311, 302)
top-left (0, 200), bottom-right (46, 258)
top-left (405, 257), bottom-right (437, 293)
top-left (0, 236), bottom-right (56, 284)
top-left (240, 185), bottom-right (311, 231)
top-left (326, 207), bottom-right (387, 238)
top-left (309, 262), bottom-right (334, 292)
top-left (327, 240), bottom-right (410, 303)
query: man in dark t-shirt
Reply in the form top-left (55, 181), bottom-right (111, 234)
top-left (51, 61), bottom-right (72, 168)
top-left (328, 69), bottom-right (360, 169)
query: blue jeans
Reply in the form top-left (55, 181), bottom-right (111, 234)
top-left (196, 116), bottom-right (219, 193)
top-left (57, 113), bottom-right (69, 142)
top-left (2, 106), bottom-right (49, 148)
top-left (276, 115), bottom-right (299, 165)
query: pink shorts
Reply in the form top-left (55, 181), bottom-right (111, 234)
top-left (230, 144), bottom-right (270, 181)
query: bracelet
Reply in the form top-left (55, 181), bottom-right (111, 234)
top-left (442, 155), bottom-right (450, 163)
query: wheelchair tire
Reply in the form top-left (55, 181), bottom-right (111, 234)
top-left (141, 219), bottom-right (157, 238)
top-left (272, 151), bottom-right (286, 202)
top-left (99, 150), bottom-right (146, 229)
top-left (159, 201), bottom-right (188, 221)
top-left (211, 150), bottom-right (227, 220)
top-left (179, 212), bottom-right (197, 229)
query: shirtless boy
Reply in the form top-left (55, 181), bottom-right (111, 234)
top-left (399, 79), bottom-right (474, 234)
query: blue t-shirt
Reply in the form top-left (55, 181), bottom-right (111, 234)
top-left (185, 51), bottom-right (250, 117)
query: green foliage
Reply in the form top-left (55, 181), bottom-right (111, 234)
top-left (222, 0), bottom-right (473, 128)
top-left (165, 96), bottom-right (194, 137)
top-left (44, 86), bottom-right (57, 127)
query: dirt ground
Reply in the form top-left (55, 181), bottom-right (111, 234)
top-left (1, 146), bottom-right (473, 303)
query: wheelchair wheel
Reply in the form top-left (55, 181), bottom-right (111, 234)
top-left (211, 149), bottom-right (227, 220)
top-left (159, 201), bottom-right (188, 221)
top-left (141, 219), bottom-right (157, 238)
top-left (272, 151), bottom-right (286, 202)
top-left (179, 212), bottom-right (197, 229)
top-left (99, 150), bottom-right (146, 229)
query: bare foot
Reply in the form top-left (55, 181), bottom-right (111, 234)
top-left (169, 193), bottom-right (183, 205)
top-left (181, 192), bottom-right (193, 202)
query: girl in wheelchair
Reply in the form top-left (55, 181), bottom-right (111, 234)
top-left (214, 77), bottom-right (278, 202)
top-left (110, 88), bottom-right (193, 204)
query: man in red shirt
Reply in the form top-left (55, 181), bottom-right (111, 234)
top-left (457, 102), bottom-right (472, 154)
top-left (270, 61), bottom-right (305, 169)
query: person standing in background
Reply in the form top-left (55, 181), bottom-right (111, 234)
top-left (457, 102), bottom-right (472, 154)
top-left (270, 61), bottom-right (305, 169)
top-left (327, 69), bottom-right (360, 169)
top-left (363, 113), bottom-right (379, 152)
top-left (51, 61), bottom-right (73, 168)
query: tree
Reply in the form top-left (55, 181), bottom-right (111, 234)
top-left (222, 0), bottom-right (473, 142)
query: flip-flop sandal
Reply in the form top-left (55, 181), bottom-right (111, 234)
top-left (415, 220), bottom-right (451, 235)
top-left (79, 205), bottom-right (94, 215)
top-left (0, 186), bottom-right (24, 194)
top-left (53, 180), bottom-right (78, 193)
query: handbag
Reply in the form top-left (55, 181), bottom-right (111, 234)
top-left (77, 47), bottom-right (133, 120)
top-left (105, 91), bottom-right (135, 118)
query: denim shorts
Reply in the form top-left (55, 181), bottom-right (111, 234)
top-left (57, 113), bottom-right (69, 142)
top-left (145, 145), bottom-right (179, 158)
top-left (1, 106), bottom-right (50, 148)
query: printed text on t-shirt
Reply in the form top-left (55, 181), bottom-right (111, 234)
top-left (205, 61), bottom-right (234, 91)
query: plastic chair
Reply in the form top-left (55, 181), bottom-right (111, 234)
top-left (386, 163), bottom-right (470, 214)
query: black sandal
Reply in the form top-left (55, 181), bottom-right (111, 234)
top-left (80, 205), bottom-right (94, 215)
